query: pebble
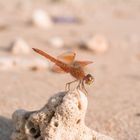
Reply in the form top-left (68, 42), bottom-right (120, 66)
top-left (31, 9), bottom-right (52, 29)
top-left (48, 37), bottom-right (64, 48)
top-left (80, 34), bottom-right (109, 53)
top-left (10, 38), bottom-right (31, 55)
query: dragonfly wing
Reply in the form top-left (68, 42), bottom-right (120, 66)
top-left (57, 52), bottom-right (76, 64)
top-left (51, 52), bottom-right (76, 73)
top-left (75, 60), bottom-right (93, 67)
top-left (51, 64), bottom-right (66, 73)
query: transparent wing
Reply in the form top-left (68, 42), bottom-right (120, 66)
top-left (51, 65), bottom-right (66, 73)
top-left (75, 60), bottom-right (93, 67)
top-left (51, 52), bottom-right (76, 73)
top-left (57, 52), bottom-right (76, 64)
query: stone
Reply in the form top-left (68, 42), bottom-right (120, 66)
top-left (80, 35), bottom-right (109, 53)
top-left (48, 37), bottom-right (64, 48)
top-left (31, 9), bottom-right (53, 29)
top-left (11, 90), bottom-right (114, 140)
top-left (10, 38), bottom-right (31, 55)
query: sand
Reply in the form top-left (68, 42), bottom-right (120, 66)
top-left (0, 0), bottom-right (140, 140)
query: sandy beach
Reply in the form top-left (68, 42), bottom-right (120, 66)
top-left (0, 0), bottom-right (140, 139)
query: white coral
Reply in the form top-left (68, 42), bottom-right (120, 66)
top-left (11, 90), bottom-right (113, 140)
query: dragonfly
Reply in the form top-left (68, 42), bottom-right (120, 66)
top-left (32, 48), bottom-right (94, 94)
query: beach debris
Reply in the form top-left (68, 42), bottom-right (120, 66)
top-left (80, 34), bottom-right (109, 53)
top-left (52, 16), bottom-right (81, 24)
top-left (0, 56), bottom-right (49, 71)
top-left (48, 37), bottom-right (64, 48)
top-left (11, 90), bottom-right (114, 140)
top-left (31, 9), bottom-right (53, 29)
top-left (10, 38), bottom-right (31, 55)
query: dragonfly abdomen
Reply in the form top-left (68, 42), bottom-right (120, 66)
top-left (55, 61), bottom-right (70, 73)
top-left (32, 48), bottom-right (70, 73)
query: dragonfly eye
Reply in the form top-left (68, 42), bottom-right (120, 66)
top-left (85, 74), bottom-right (94, 85)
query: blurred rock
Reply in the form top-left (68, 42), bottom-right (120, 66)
top-left (48, 37), bottom-right (64, 48)
top-left (52, 16), bottom-right (81, 24)
top-left (12, 109), bottom-right (28, 133)
top-left (31, 9), bottom-right (53, 29)
top-left (80, 35), bottom-right (109, 53)
top-left (11, 90), bottom-right (114, 140)
top-left (10, 38), bottom-right (31, 55)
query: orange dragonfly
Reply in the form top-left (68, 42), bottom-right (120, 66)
top-left (32, 48), bottom-right (94, 94)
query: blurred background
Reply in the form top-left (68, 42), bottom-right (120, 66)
top-left (0, 0), bottom-right (140, 140)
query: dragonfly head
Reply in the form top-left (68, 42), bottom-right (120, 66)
top-left (84, 74), bottom-right (94, 85)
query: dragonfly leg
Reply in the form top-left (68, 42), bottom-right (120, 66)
top-left (81, 80), bottom-right (88, 95)
top-left (65, 80), bottom-right (78, 92)
top-left (77, 80), bottom-right (84, 91)
top-left (77, 80), bottom-right (81, 89)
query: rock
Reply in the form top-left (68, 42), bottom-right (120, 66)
top-left (10, 38), bottom-right (31, 55)
top-left (80, 35), bottom-right (109, 53)
top-left (11, 90), bottom-right (114, 140)
top-left (48, 37), bottom-right (64, 48)
top-left (31, 9), bottom-right (53, 29)
top-left (52, 16), bottom-right (81, 24)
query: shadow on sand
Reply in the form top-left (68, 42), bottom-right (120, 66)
top-left (0, 116), bottom-right (13, 140)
